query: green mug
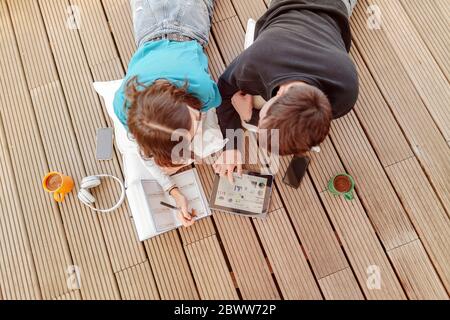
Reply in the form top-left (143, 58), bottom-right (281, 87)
top-left (328, 173), bottom-right (355, 201)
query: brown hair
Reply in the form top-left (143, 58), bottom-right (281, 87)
top-left (259, 84), bottom-right (332, 156)
top-left (125, 77), bottom-right (202, 167)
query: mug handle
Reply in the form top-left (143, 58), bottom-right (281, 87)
top-left (54, 192), bottom-right (65, 203)
top-left (344, 191), bottom-right (354, 201)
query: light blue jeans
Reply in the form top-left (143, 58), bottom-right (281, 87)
top-left (130, 0), bottom-right (214, 48)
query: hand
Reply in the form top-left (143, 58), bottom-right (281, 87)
top-left (213, 149), bottom-right (243, 184)
top-left (170, 188), bottom-right (196, 228)
top-left (231, 91), bottom-right (253, 122)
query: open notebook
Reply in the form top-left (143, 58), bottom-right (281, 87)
top-left (124, 157), bottom-right (212, 240)
top-left (140, 169), bottom-right (211, 233)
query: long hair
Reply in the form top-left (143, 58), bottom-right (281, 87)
top-left (125, 77), bottom-right (202, 167)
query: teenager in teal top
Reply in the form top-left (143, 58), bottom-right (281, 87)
top-left (113, 39), bottom-right (221, 127)
top-left (118, 1), bottom-right (221, 229)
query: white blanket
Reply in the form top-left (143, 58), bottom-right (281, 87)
top-left (93, 80), bottom-right (226, 240)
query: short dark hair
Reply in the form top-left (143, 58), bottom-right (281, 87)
top-left (259, 84), bottom-right (332, 156)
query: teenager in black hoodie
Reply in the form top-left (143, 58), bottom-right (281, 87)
top-left (213, 0), bottom-right (359, 182)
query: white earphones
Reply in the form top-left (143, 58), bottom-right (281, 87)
top-left (78, 174), bottom-right (126, 213)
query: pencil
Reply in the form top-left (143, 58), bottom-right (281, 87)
top-left (160, 201), bottom-right (194, 218)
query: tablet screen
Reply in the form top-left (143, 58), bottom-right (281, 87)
top-left (210, 171), bottom-right (273, 216)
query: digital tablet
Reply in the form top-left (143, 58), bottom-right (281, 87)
top-left (209, 171), bottom-right (273, 218)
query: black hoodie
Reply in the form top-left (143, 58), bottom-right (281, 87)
top-left (217, 0), bottom-right (359, 138)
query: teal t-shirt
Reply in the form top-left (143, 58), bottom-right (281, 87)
top-left (113, 40), bottom-right (221, 127)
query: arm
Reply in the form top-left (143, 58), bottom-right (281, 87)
top-left (231, 91), bottom-right (254, 122)
top-left (217, 47), bottom-right (261, 145)
top-left (215, 75), bottom-right (245, 184)
top-left (215, 52), bottom-right (258, 183)
top-left (216, 61), bottom-right (245, 146)
top-left (140, 158), bottom-right (194, 227)
top-left (140, 157), bottom-right (175, 192)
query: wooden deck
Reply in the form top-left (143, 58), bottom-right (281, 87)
top-left (0, 0), bottom-right (449, 300)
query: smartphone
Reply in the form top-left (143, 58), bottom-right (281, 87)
top-left (283, 156), bottom-right (310, 189)
top-left (96, 127), bottom-right (114, 161)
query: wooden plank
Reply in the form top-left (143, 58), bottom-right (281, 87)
top-left (350, 48), bottom-right (414, 167)
top-left (1, 0), bottom-right (445, 301)
top-left (0, 0), bottom-right (74, 299)
top-left (30, 82), bottom-right (120, 299)
top-left (400, 0), bottom-right (450, 80)
top-left (69, 0), bottom-right (120, 72)
top-left (231, 0), bottom-right (267, 26)
top-left (212, 17), bottom-right (244, 64)
top-left (36, 0), bottom-right (147, 273)
top-left (213, 213), bottom-right (281, 300)
top-left (307, 137), bottom-right (349, 192)
top-left (301, 133), bottom-right (408, 299)
top-left (185, 235), bottom-right (239, 300)
top-left (8, 0), bottom-right (120, 299)
top-left (144, 232), bottom-right (199, 300)
top-left (212, 0), bottom-right (236, 23)
top-left (205, 36), bottom-right (227, 82)
top-left (0, 113), bottom-right (40, 300)
top-left (298, 134), bottom-right (405, 299)
top-left (212, 0), bottom-right (245, 65)
top-left (253, 209), bottom-right (322, 299)
top-left (245, 137), bottom-right (323, 300)
top-left (275, 157), bottom-right (351, 279)
top-left (373, 0), bottom-right (450, 141)
top-left (116, 261), bottom-right (160, 300)
top-left (196, 163), bottom-right (280, 299)
top-left (387, 240), bottom-right (448, 300)
top-left (352, 1), bottom-right (450, 214)
top-left (318, 268), bottom-right (365, 300)
top-left (179, 218), bottom-right (216, 246)
top-left (352, 46), bottom-right (450, 293)
top-left (310, 109), bottom-right (435, 299)
top-left (196, 149), bottom-right (287, 302)
top-left (330, 112), bottom-right (418, 249)
top-left (320, 191), bottom-right (406, 299)
top-left (101, 0), bottom-right (135, 68)
top-left (247, 1), bottom-right (444, 299)
top-left (386, 157), bottom-right (450, 292)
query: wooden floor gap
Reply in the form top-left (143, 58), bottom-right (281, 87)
top-left (384, 155), bottom-right (417, 169)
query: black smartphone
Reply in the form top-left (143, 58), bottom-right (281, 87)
top-left (283, 156), bottom-right (310, 189)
